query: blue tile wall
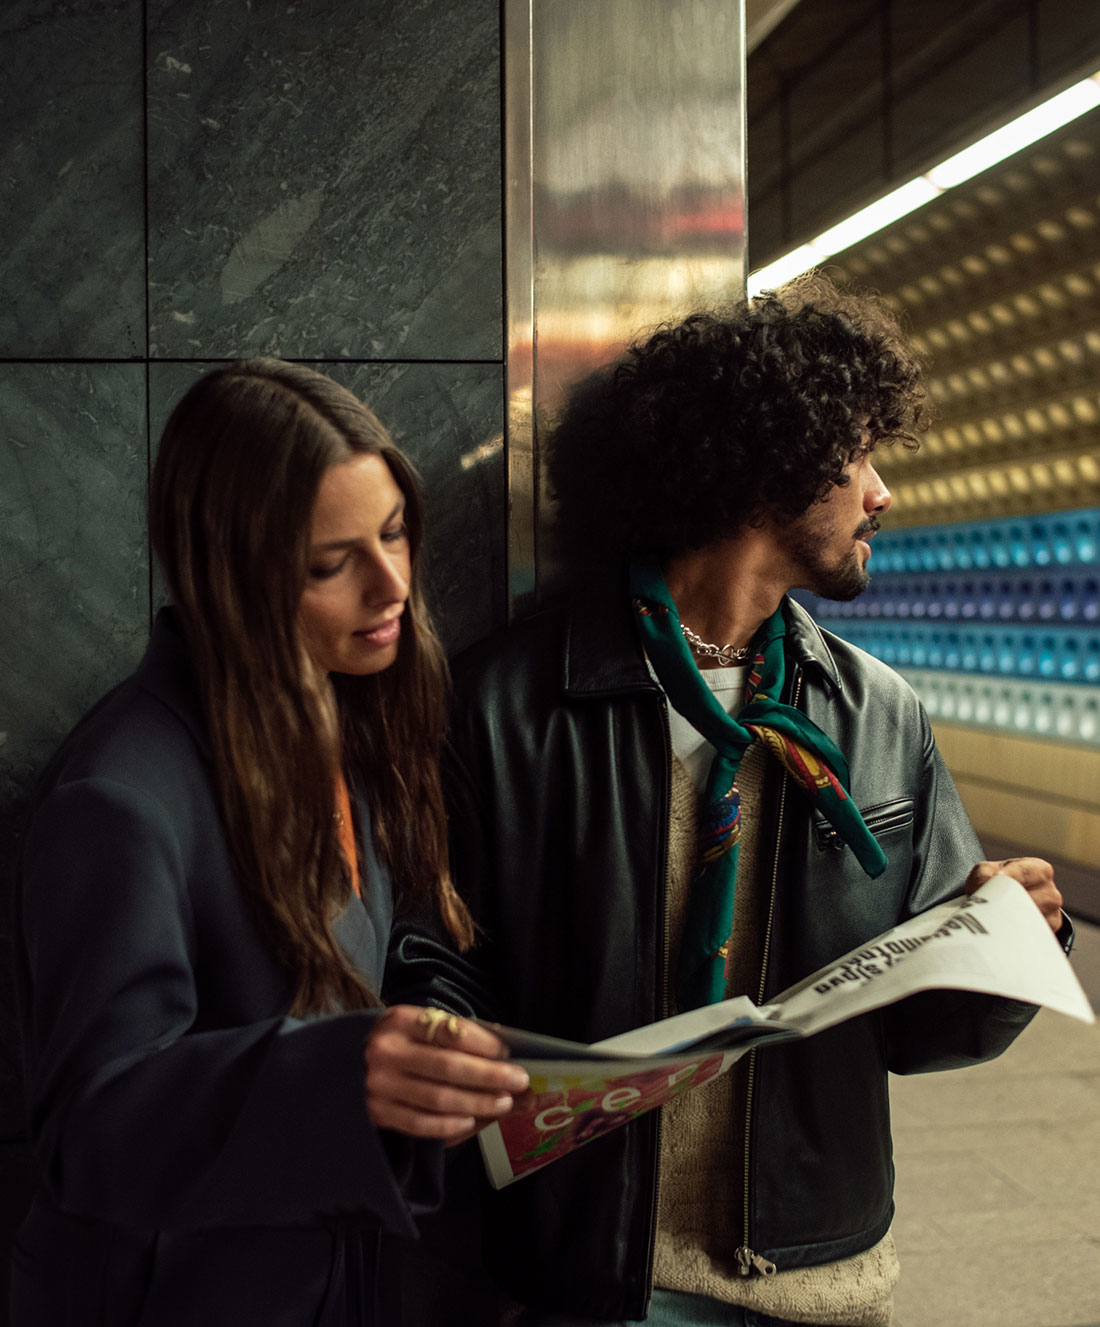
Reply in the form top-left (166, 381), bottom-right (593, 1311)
top-left (797, 508), bottom-right (1100, 743)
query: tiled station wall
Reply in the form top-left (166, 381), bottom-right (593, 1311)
top-left (747, 0), bottom-right (1100, 272)
top-left (805, 106), bottom-right (1100, 916)
top-left (797, 511), bottom-right (1100, 876)
top-left (0, 0), bottom-right (506, 1287)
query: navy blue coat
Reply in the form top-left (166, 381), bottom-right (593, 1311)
top-left (11, 612), bottom-right (454, 1326)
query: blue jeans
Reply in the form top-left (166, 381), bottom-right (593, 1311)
top-left (516, 1288), bottom-right (817, 1326)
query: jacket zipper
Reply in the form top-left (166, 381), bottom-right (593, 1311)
top-left (734, 669), bottom-right (805, 1278)
top-left (815, 800), bottom-right (913, 852)
top-left (641, 697), bottom-right (674, 1311)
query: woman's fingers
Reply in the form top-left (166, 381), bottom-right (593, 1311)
top-left (376, 1041), bottom-right (525, 1092)
top-left (363, 1005), bottom-right (529, 1140)
top-left (400, 1004), bottom-right (510, 1058)
top-left (370, 1006), bottom-right (525, 1087)
top-left (368, 1063), bottom-right (515, 1121)
top-left (366, 1096), bottom-right (480, 1140)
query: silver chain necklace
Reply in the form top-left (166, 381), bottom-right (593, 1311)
top-left (680, 622), bottom-right (751, 666)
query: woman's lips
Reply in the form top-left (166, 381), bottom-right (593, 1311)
top-left (355, 616), bottom-right (401, 646)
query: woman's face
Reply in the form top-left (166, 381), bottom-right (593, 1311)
top-left (299, 453), bottom-right (412, 675)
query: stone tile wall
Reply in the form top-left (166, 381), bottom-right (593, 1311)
top-left (0, 0), bottom-right (505, 1291)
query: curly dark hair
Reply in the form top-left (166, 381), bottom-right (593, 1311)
top-left (546, 272), bottom-right (930, 567)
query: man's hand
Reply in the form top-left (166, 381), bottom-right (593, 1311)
top-left (964, 857), bottom-right (1063, 933)
top-left (364, 1005), bottom-right (530, 1146)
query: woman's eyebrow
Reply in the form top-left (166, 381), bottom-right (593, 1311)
top-left (311, 537), bottom-right (359, 553)
top-left (310, 500), bottom-right (407, 552)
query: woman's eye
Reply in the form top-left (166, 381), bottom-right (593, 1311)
top-left (308, 558), bottom-right (346, 580)
top-left (382, 523), bottom-right (409, 544)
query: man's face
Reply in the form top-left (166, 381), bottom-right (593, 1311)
top-left (781, 452), bottom-right (892, 601)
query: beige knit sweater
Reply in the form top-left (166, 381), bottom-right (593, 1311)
top-left (652, 749), bottom-right (898, 1327)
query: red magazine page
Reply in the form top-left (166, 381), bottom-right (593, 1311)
top-left (481, 1051), bottom-right (728, 1186)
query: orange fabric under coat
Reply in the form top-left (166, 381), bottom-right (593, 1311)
top-left (333, 771), bottom-right (360, 898)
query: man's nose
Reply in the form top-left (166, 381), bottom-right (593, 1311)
top-left (866, 465), bottom-right (892, 513)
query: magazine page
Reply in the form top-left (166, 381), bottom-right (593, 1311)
top-left (479, 1002), bottom-right (797, 1188)
top-left (772, 873), bottom-right (1095, 1036)
top-left (490, 995), bottom-right (786, 1072)
top-left (479, 875), bottom-right (1093, 1188)
top-left (479, 1047), bottom-right (741, 1189)
top-left (592, 994), bottom-right (779, 1055)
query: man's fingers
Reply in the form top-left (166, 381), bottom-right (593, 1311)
top-left (964, 857), bottom-right (1064, 932)
top-left (965, 856), bottom-right (1053, 892)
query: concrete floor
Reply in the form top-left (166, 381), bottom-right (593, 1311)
top-left (890, 919), bottom-right (1100, 1327)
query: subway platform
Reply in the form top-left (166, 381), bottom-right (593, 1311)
top-left (890, 916), bottom-right (1100, 1327)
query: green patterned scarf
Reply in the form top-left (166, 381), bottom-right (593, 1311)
top-left (630, 559), bottom-right (887, 1010)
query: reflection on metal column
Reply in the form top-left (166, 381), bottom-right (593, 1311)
top-left (504, 0), bottom-right (746, 615)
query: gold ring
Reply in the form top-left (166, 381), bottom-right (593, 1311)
top-left (417, 1007), bottom-right (462, 1043)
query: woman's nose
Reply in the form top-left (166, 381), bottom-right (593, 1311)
top-left (362, 554), bottom-right (409, 605)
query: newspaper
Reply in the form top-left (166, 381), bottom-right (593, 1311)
top-left (479, 874), bottom-right (1094, 1189)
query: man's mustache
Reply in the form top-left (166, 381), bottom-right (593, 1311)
top-left (855, 517), bottom-right (881, 539)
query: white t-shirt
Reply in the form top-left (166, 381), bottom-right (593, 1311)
top-left (664, 665), bottom-right (748, 791)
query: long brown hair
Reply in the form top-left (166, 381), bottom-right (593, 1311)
top-left (149, 358), bottom-right (473, 1015)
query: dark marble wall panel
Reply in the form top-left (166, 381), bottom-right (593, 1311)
top-left (147, 0), bottom-right (502, 362)
top-left (148, 361), bottom-right (505, 655)
top-left (0, 1), bottom-right (145, 358)
top-left (0, 364), bottom-right (149, 1140)
top-left (336, 362), bottom-right (507, 654)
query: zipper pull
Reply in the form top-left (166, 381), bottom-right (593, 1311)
top-left (735, 1246), bottom-right (778, 1278)
top-left (815, 823), bottom-right (843, 851)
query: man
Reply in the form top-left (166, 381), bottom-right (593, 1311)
top-left (444, 275), bottom-right (1067, 1327)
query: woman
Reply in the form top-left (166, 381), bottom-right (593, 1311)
top-left (11, 359), bottom-right (526, 1326)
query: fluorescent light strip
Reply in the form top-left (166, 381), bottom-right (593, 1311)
top-left (747, 70), bottom-right (1100, 296)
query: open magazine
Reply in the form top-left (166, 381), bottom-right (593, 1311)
top-left (479, 874), bottom-right (1094, 1188)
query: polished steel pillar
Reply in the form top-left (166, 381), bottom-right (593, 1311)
top-left (504, 0), bottom-right (746, 613)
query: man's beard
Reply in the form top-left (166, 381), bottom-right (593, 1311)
top-left (807, 549), bottom-right (871, 602)
top-left (788, 516), bottom-right (879, 602)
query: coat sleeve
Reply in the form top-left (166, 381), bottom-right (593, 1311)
top-left (382, 898), bottom-right (497, 1021)
top-left (19, 775), bottom-right (441, 1235)
top-left (883, 731), bottom-right (1043, 1074)
top-left (380, 690), bottom-right (502, 1021)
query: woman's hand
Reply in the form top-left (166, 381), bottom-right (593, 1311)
top-left (364, 1005), bottom-right (529, 1144)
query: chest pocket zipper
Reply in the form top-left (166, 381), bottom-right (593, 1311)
top-left (814, 798), bottom-right (914, 852)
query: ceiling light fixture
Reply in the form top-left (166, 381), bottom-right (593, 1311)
top-left (747, 71), bottom-right (1100, 296)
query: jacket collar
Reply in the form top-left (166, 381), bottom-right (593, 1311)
top-left (563, 575), bottom-right (658, 698)
top-left (135, 607), bottom-right (213, 759)
top-left (562, 576), bottom-right (843, 698)
top-left (783, 595), bottom-right (843, 693)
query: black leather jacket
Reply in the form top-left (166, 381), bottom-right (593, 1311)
top-left (445, 582), bottom-right (1042, 1321)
